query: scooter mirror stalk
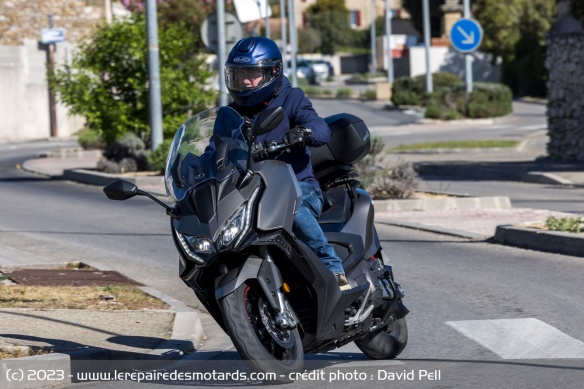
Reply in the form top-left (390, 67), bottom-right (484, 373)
top-left (103, 180), bottom-right (178, 218)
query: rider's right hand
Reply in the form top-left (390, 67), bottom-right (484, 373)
top-left (284, 126), bottom-right (311, 148)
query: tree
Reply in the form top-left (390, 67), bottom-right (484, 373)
top-left (51, 12), bottom-right (216, 148)
top-left (475, 0), bottom-right (556, 97)
top-left (401, 0), bottom-right (445, 42)
top-left (306, 0), bottom-right (352, 54)
top-left (570, 0), bottom-right (584, 26)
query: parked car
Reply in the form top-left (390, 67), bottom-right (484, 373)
top-left (284, 59), bottom-right (317, 85)
top-left (306, 59), bottom-right (333, 83)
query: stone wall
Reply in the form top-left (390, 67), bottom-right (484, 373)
top-left (0, 1), bottom-right (110, 140)
top-left (0, 0), bottom-right (106, 46)
top-left (546, 32), bottom-right (584, 160)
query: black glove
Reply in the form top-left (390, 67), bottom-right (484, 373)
top-left (284, 126), bottom-right (311, 148)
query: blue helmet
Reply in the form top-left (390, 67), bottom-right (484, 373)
top-left (225, 37), bottom-right (283, 107)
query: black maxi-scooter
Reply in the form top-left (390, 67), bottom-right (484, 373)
top-left (104, 105), bottom-right (408, 381)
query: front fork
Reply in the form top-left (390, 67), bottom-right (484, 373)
top-left (214, 247), bottom-right (297, 330)
top-left (257, 246), bottom-right (297, 330)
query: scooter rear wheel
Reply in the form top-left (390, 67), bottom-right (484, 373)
top-left (220, 281), bottom-right (304, 381)
top-left (354, 317), bottom-right (408, 359)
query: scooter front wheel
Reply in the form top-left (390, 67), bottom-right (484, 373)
top-left (220, 280), bottom-right (304, 381)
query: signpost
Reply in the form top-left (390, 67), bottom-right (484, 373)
top-left (450, 18), bottom-right (483, 54)
top-left (450, 0), bottom-right (483, 93)
top-left (201, 13), bottom-right (243, 55)
top-left (41, 28), bottom-right (66, 45)
top-left (42, 17), bottom-right (64, 138)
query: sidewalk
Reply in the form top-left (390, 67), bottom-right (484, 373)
top-left (4, 130), bottom-right (584, 387)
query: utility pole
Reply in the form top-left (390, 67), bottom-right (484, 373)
top-left (287, 0), bottom-right (298, 87)
top-left (217, 0), bottom-right (228, 106)
top-left (146, 0), bottom-right (163, 150)
top-left (370, 0), bottom-right (377, 76)
top-left (104, 0), bottom-right (112, 24)
top-left (47, 15), bottom-right (58, 138)
top-left (279, 0), bottom-right (288, 75)
top-left (464, 0), bottom-right (473, 93)
top-left (265, 0), bottom-right (270, 38)
top-left (384, 0), bottom-right (393, 83)
top-left (422, 0), bottom-right (433, 93)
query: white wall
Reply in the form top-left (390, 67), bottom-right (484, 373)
top-left (0, 40), bottom-right (84, 141)
top-left (409, 46), bottom-right (501, 83)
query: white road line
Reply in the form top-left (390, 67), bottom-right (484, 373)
top-left (446, 318), bottom-right (584, 359)
top-left (516, 125), bottom-right (547, 131)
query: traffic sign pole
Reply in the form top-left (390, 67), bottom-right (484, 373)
top-left (464, 0), bottom-right (472, 93)
top-left (217, 0), bottom-right (228, 106)
top-left (48, 15), bottom-right (58, 138)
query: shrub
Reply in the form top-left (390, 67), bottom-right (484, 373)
top-left (76, 128), bottom-right (105, 150)
top-left (425, 83), bottom-right (513, 119)
top-left (367, 160), bottom-right (419, 200)
top-left (97, 133), bottom-right (148, 173)
top-left (362, 90), bottom-right (377, 100)
top-left (302, 86), bottom-right (320, 97)
top-left (391, 72), bottom-right (463, 106)
top-left (336, 88), bottom-right (353, 98)
top-left (545, 216), bottom-right (583, 233)
top-left (147, 139), bottom-right (173, 173)
top-left (51, 12), bottom-right (216, 151)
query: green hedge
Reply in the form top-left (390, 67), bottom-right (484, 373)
top-left (425, 83), bottom-right (513, 120)
top-left (391, 72), bottom-right (463, 106)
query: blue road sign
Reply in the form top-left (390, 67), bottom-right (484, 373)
top-left (450, 18), bottom-right (483, 53)
top-left (41, 28), bottom-right (66, 44)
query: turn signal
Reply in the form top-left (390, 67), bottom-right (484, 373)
top-left (282, 283), bottom-right (291, 293)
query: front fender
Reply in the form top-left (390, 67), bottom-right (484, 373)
top-left (215, 255), bottom-right (286, 315)
top-left (215, 256), bottom-right (263, 300)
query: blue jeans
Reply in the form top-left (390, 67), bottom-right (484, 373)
top-left (293, 181), bottom-right (345, 275)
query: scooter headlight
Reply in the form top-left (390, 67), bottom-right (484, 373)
top-left (217, 186), bottom-right (260, 249)
top-left (218, 205), bottom-right (245, 248)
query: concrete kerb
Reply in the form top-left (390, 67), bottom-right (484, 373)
top-left (376, 219), bottom-right (487, 240)
top-left (0, 264), bottom-right (204, 389)
top-left (494, 225), bottom-right (584, 258)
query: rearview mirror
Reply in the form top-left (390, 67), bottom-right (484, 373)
top-left (103, 180), bottom-right (138, 200)
top-left (252, 107), bottom-right (284, 136)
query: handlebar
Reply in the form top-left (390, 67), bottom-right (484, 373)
top-left (252, 128), bottom-right (312, 161)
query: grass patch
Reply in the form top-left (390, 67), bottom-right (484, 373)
top-left (390, 139), bottom-right (519, 152)
top-left (0, 285), bottom-right (170, 310)
top-left (545, 216), bottom-right (583, 233)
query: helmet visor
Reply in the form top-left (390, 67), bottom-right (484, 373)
top-left (225, 66), bottom-right (278, 92)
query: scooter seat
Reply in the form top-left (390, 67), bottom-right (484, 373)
top-left (319, 187), bottom-right (351, 225)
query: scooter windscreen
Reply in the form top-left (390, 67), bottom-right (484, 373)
top-left (165, 106), bottom-right (248, 201)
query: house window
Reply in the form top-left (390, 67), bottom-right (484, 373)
top-left (349, 10), bottom-right (361, 29)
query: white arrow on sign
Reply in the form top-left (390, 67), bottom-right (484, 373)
top-left (457, 26), bottom-right (475, 45)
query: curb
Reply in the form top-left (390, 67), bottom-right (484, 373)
top-left (63, 169), bottom-right (164, 187)
top-left (376, 219), bottom-right (486, 240)
top-left (493, 225), bottom-right (584, 258)
top-left (414, 163), bottom-right (576, 186)
top-left (0, 267), bottom-right (203, 389)
top-left (374, 196), bottom-right (511, 212)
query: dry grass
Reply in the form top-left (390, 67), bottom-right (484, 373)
top-left (0, 285), bottom-right (170, 310)
top-left (0, 347), bottom-right (47, 359)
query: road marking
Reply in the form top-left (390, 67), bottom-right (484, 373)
top-left (446, 318), bottom-right (584, 359)
top-left (516, 125), bottom-right (547, 131)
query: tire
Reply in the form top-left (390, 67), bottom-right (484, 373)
top-left (354, 317), bottom-right (408, 359)
top-left (220, 281), bottom-right (304, 381)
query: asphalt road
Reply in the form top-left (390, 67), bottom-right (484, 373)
top-left (53, 225), bottom-right (584, 389)
top-left (2, 103), bottom-right (584, 388)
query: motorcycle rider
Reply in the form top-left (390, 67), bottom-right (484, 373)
top-left (222, 36), bottom-right (350, 291)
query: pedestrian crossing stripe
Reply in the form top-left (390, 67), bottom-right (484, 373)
top-left (446, 318), bottom-right (584, 359)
